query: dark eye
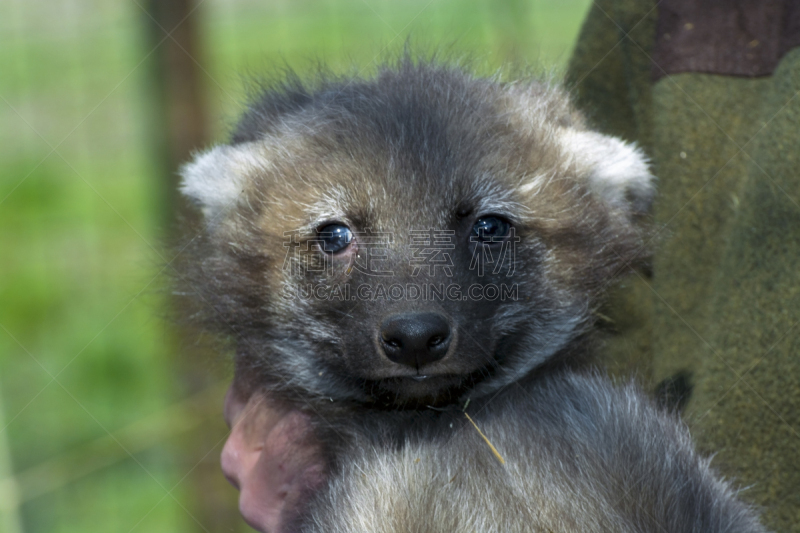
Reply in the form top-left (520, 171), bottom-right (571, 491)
top-left (472, 216), bottom-right (511, 244)
top-left (317, 224), bottom-right (353, 253)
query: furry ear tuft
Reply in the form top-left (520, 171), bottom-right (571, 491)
top-left (561, 130), bottom-right (655, 216)
top-left (179, 143), bottom-right (266, 223)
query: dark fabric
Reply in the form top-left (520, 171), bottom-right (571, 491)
top-left (652, 0), bottom-right (800, 80)
top-left (691, 50), bottom-right (800, 528)
top-left (567, 2), bottom-right (800, 530)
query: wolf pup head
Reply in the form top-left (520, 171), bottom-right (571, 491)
top-left (180, 60), bottom-right (654, 408)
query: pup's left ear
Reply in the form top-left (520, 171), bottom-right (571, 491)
top-left (561, 130), bottom-right (655, 217)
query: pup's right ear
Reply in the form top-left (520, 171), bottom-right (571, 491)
top-left (179, 143), bottom-right (266, 224)
top-left (559, 130), bottom-right (655, 218)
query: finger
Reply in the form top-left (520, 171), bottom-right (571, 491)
top-left (221, 421), bottom-right (255, 490)
top-left (221, 392), bottom-right (283, 492)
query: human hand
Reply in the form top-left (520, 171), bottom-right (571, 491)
top-left (221, 387), bottom-right (326, 532)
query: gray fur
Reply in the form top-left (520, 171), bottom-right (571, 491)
top-left (304, 373), bottom-right (765, 533)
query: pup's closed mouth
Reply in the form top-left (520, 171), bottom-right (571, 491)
top-left (362, 374), bottom-right (474, 408)
top-left (380, 374), bottom-right (464, 390)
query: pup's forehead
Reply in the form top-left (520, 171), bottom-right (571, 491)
top-left (267, 136), bottom-right (516, 233)
top-left (182, 120), bottom-right (539, 241)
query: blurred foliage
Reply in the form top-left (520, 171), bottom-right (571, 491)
top-left (0, 0), bottom-right (590, 531)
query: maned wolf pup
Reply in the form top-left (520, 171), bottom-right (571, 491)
top-left (178, 59), bottom-right (764, 531)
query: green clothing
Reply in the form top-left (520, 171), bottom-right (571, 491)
top-left (567, 1), bottom-right (800, 530)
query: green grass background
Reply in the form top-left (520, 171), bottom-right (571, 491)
top-left (0, 1), bottom-right (591, 531)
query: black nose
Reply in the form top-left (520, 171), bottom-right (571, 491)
top-left (380, 313), bottom-right (452, 368)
